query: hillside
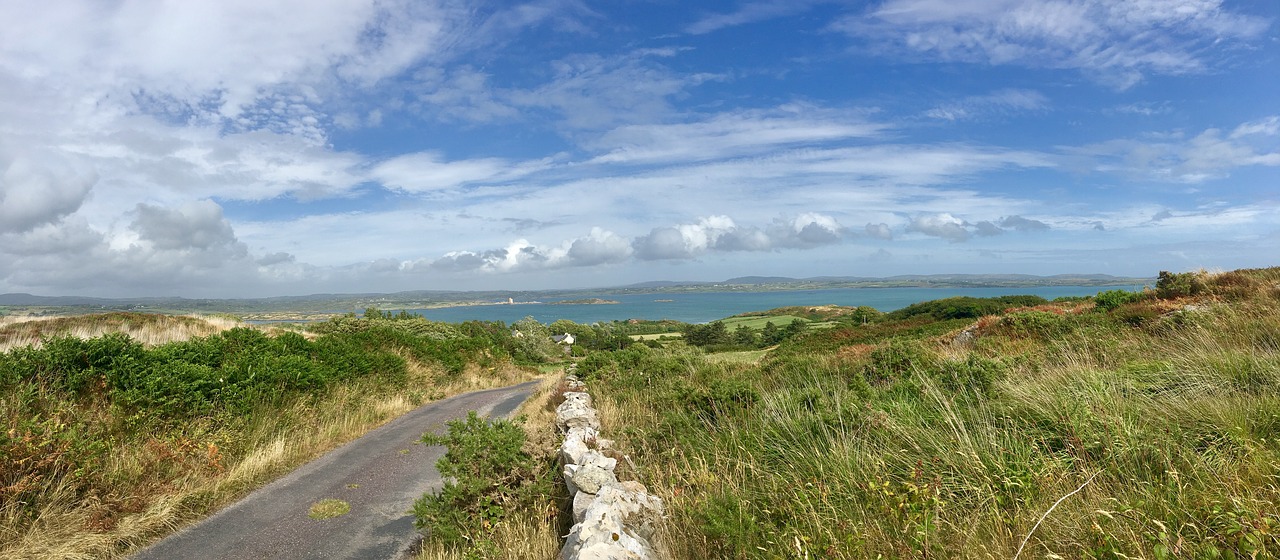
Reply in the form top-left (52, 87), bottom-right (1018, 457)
top-left (573, 267), bottom-right (1280, 558)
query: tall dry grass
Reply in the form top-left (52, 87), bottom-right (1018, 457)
top-left (0, 320), bottom-right (544, 560)
top-left (581, 268), bottom-right (1280, 558)
top-left (0, 312), bottom-right (241, 352)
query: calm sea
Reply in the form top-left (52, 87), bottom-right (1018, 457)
top-left (408, 285), bottom-right (1146, 325)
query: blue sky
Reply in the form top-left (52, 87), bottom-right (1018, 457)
top-left (0, 0), bottom-right (1276, 297)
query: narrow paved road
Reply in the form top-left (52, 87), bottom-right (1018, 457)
top-left (131, 380), bottom-right (541, 560)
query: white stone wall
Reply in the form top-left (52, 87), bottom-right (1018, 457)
top-left (555, 374), bottom-right (664, 560)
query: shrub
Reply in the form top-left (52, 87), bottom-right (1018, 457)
top-left (862, 339), bottom-right (936, 385)
top-left (413, 412), bottom-right (549, 549)
top-left (888, 295), bottom-right (1048, 321)
top-left (1113, 302), bottom-right (1160, 327)
top-left (1156, 270), bottom-right (1207, 299)
top-left (1094, 289), bottom-right (1142, 311)
top-left (1000, 310), bottom-right (1068, 339)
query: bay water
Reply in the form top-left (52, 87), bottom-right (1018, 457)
top-left (409, 285), bottom-right (1145, 325)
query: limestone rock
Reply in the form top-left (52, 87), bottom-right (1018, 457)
top-left (567, 462), bottom-right (618, 495)
top-left (560, 427), bottom-right (599, 465)
top-left (572, 489), bottom-right (596, 523)
top-left (556, 392), bottom-right (599, 432)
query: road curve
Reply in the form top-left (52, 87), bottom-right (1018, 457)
top-left (131, 380), bottom-right (541, 560)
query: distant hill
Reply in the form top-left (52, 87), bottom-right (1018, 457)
top-left (1, 273), bottom-right (1152, 316)
top-left (722, 276), bottom-right (801, 285)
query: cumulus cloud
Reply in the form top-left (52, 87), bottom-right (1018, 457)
top-left (905, 213), bottom-right (1051, 241)
top-left (768, 213), bottom-right (846, 248)
top-left (632, 227), bottom-right (696, 260)
top-left (131, 200), bottom-right (243, 254)
top-left (1, 218), bottom-right (103, 257)
top-left (1000, 215), bottom-right (1050, 232)
top-left (907, 213), bottom-right (971, 242)
top-left (256, 252), bottom-right (296, 266)
top-left (423, 228), bottom-right (633, 274)
top-left (634, 214), bottom-right (846, 260)
top-left (973, 220), bottom-right (1004, 236)
top-left (0, 149), bottom-right (98, 232)
top-left (865, 222), bottom-right (894, 240)
top-left (566, 228), bottom-right (633, 266)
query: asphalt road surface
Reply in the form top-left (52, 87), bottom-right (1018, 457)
top-left (131, 380), bottom-right (541, 560)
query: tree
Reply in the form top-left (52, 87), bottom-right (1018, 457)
top-left (683, 321), bottom-right (729, 347)
top-left (732, 325), bottom-right (758, 347)
top-left (783, 318), bottom-right (807, 339)
top-left (761, 321), bottom-right (783, 346)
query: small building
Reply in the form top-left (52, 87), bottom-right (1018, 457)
top-left (551, 333), bottom-right (575, 345)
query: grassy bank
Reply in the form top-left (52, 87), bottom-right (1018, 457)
top-left (0, 312), bottom-right (547, 560)
top-left (576, 268), bottom-right (1280, 558)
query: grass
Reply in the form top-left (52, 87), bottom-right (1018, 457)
top-left (630, 332), bottom-right (682, 341)
top-left (577, 267), bottom-right (1280, 558)
top-left (308, 499), bottom-right (350, 520)
top-left (703, 349), bottom-right (770, 364)
top-left (719, 315), bottom-right (809, 330)
top-left (0, 312), bottom-right (241, 352)
top-left (0, 313), bottom-right (544, 560)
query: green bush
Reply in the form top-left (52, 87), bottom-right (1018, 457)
top-left (1000, 310), bottom-right (1068, 338)
top-left (1156, 270), bottom-right (1207, 299)
top-left (862, 339), bottom-right (936, 385)
top-left (1094, 289), bottom-right (1142, 311)
top-left (888, 295), bottom-right (1048, 321)
top-left (413, 412), bottom-right (550, 550)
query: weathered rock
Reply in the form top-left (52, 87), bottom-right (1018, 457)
top-left (561, 485), bottom-right (663, 560)
top-left (555, 378), bottom-right (662, 560)
top-left (952, 325), bottom-right (977, 346)
top-left (561, 427), bottom-right (599, 465)
top-left (556, 392), bottom-right (599, 432)
top-left (572, 489), bottom-right (596, 523)
top-left (595, 485), bottom-right (665, 541)
top-left (566, 462), bottom-right (618, 495)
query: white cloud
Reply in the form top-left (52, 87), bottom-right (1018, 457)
top-left (505, 49), bottom-right (726, 130)
top-left (371, 152), bottom-right (524, 192)
top-left (686, 0), bottom-right (826, 35)
top-left (0, 147), bottom-right (98, 232)
top-left (1000, 215), bottom-right (1050, 232)
top-left (633, 214), bottom-right (847, 260)
top-left (586, 105), bottom-right (887, 165)
top-left (131, 200), bottom-right (242, 254)
top-left (839, 0), bottom-right (1270, 88)
top-left (907, 213), bottom-right (971, 242)
top-left (1066, 116), bottom-right (1280, 183)
top-left (565, 228), bottom-right (634, 266)
top-left (865, 222), bottom-right (894, 240)
top-left (924, 89), bottom-right (1048, 121)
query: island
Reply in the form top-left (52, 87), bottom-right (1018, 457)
top-left (548, 298), bottom-right (621, 305)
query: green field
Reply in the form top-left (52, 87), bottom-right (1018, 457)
top-left (720, 315), bottom-right (839, 331)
